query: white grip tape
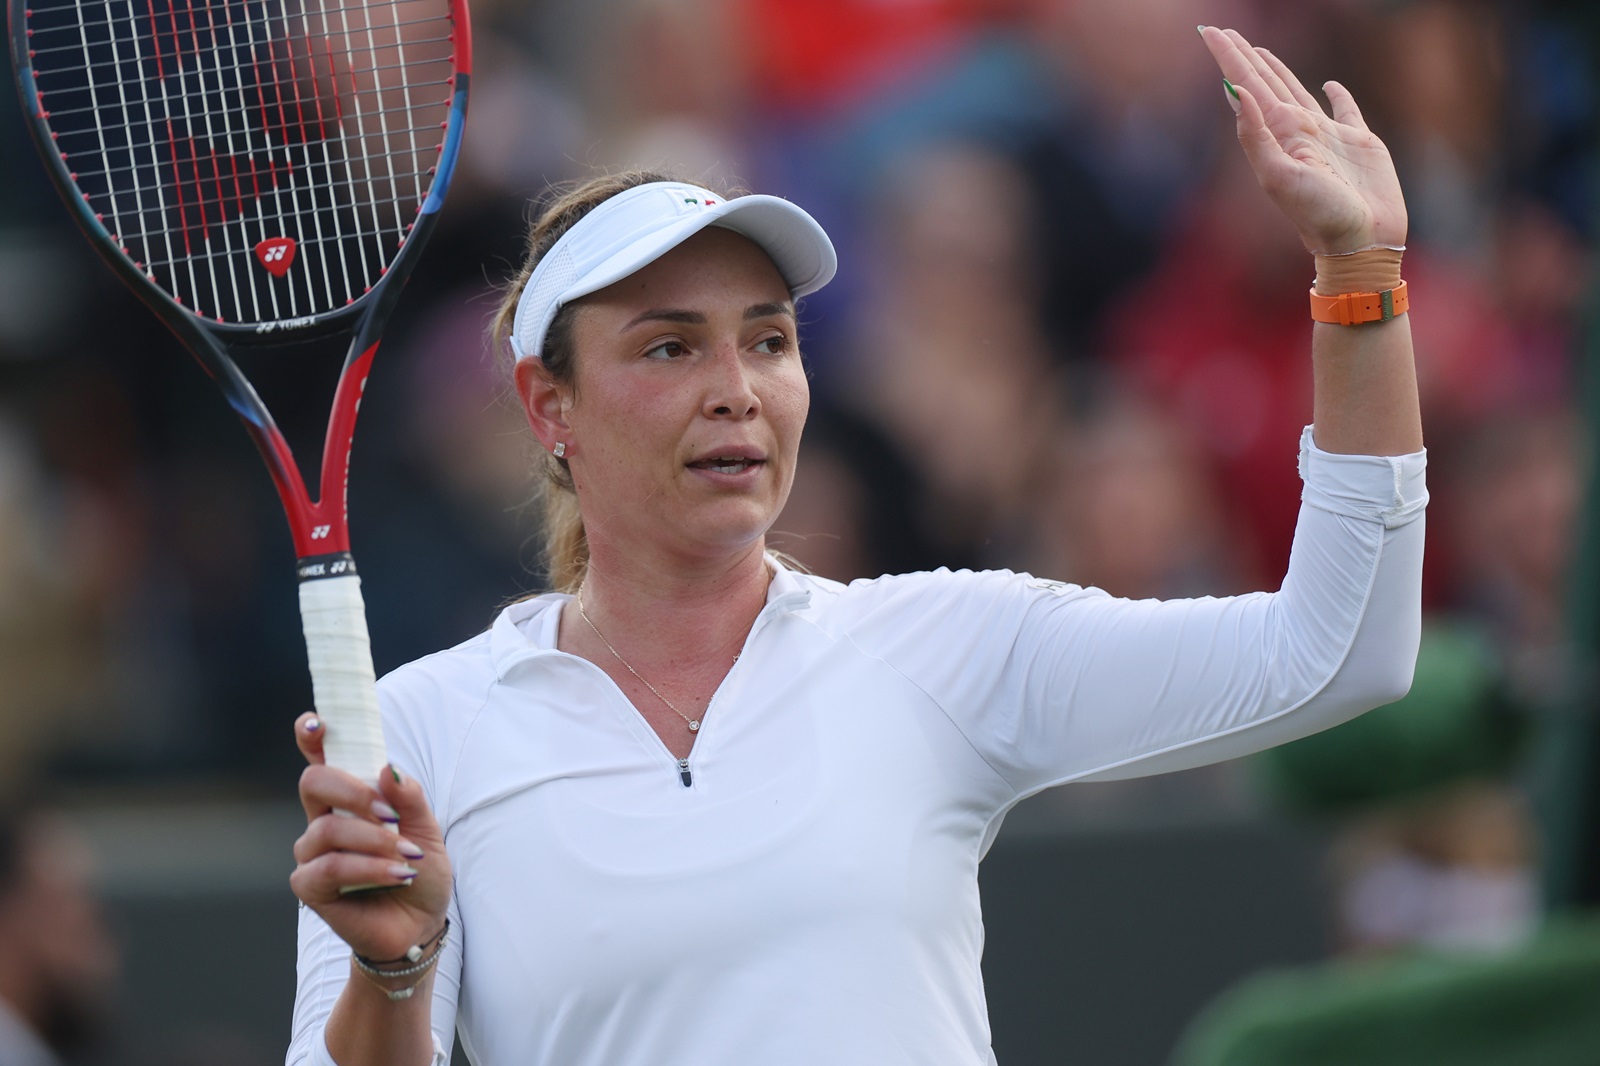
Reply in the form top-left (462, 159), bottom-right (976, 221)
top-left (299, 573), bottom-right (387, 784)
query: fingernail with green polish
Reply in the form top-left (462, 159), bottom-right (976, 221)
top-left (1197, 24), bottom-right (1207, 33)
top-left (389, 764), bottom-right (402, 784)
top-left (1223, 78), bottom-right (1240, 101)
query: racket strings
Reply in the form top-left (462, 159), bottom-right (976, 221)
top-left (49, 110), bottom-right (448, 164)
top-left (55, 126), bottom-right (444, 214)
top-left (25, 0), bottom-right (457, 324)
top-left (27, 6), bottom-right (443, 52)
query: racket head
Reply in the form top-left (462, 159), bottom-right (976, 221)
top-left (9, 0), bottom-right (471, 342)
top-left (11, 0), bottom-right (469, 555)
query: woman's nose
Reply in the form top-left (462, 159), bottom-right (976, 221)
top-left (703, 345), bottom-right (759, 419)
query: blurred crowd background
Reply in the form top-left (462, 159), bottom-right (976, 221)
top-left (0, 0), bottom-right (1596, 1062)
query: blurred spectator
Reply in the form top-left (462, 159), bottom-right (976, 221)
top-left (844, 143), bottom-right (1065, 568)
top-left (734, 0), bottom-right (993, 118)
top-left (0, 413), bottom-right (100, 781)
top-left (1016, 0), bottom-right (1247, 352)
top-left (1334, 781), bottom-right (1538, 954)
top-left (586, 0), bottom-right (750, 184)
top-left (716, 4), bottom-right (1058, 387)
top-left (1491, 200), bottom-right (1592, 408)
top-left (1358, 0), bottom-right (1508, 262)
top-left (1101, 147), bottom-right (1316, 586)
top-left (0, 809), bottom-right (118, 1065)
top-left (1025, 0), bottom-right (1234, 245)
top-left (353, 286), bottom-right (545, 670)
top-left (29, 368), bottom-right (211, 774)
top-left (769, 405), bottom-right (940, 582)
top-left (1440, 410), bottom-right (1586, 707)
top-left (1021, 389), bottom-right (1243, 601)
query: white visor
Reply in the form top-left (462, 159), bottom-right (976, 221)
top-left (509, 182), bottom-right (838, 361)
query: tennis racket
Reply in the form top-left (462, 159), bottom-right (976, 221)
top-left (10, 0), bottom-right (470, 783)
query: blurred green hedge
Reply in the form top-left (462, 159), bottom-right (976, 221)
top-left (1173, 917), bottom-right (1600, 1066)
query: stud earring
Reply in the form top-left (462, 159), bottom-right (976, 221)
top-left (553, 442), bottom-right (567, 458)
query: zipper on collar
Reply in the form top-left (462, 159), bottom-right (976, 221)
top-left (667, 594), bottom-right (803, 790)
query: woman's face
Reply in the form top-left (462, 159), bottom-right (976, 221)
top-left (521, 226), bottom-right (809, 565)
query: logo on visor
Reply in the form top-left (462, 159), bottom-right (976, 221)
top-left (683, 196), bottom-right (718, 207)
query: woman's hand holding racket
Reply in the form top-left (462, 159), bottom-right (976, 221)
top-left (1198, 26), bottom-right (1407, 255)
top-left (290, 713), bottom-right (452, 962)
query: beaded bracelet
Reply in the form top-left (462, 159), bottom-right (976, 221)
top-left (350, 920), bottom-right (451, 1002)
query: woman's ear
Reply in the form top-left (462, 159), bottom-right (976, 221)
top-left (514, 357), bottom-right (572, 454)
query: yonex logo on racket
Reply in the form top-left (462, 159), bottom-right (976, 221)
top-left (254, 316), bottom-right (317, 334)
top-left (255, 238), bottom-right (298, 278)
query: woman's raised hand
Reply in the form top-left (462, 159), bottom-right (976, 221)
top-left (290, 713), bottom-right (453, 962)
top-left (1199, 26), bottom-right (1407, 256)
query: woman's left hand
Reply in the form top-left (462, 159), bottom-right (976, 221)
top-left (1199, 26), bottom-right (1407, 256)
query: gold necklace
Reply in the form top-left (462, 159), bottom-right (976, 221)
top-left (576, 585), bottom-right (706, 733)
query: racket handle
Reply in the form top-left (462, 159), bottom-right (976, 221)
top-left (298, 561), bottom-right (388, 784)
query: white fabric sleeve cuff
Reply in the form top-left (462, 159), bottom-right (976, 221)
top-left (1298, 424), bottom-right (1428, 528)
top-left (310, 1029), bottom-right (450, 1066)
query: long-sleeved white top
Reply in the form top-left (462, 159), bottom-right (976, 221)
top-left (289, 427), bottom-right (1427, 1066)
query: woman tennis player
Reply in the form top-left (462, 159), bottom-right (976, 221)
top-left (287, 27), bottom-right (1426, 1066)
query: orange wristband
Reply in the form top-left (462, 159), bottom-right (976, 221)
top-left (1309, 281), bottom-right (1409, 325)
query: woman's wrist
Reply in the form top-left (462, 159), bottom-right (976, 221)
top-left (349, 918), bottom-right (451, 1001)
top-left (1313, 246), bottom-right (1403, 296)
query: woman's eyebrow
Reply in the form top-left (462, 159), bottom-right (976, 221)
top-left (620, 302), bottom-right (795, 332)
top-left (620, 308), bottom-right (706, 331)
top-left (745, 301), bottom-right (795, 321)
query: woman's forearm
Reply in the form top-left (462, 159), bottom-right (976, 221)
top-left (1310, 310), bottom-right (1424, 458)
top-left (322, 964), bottom-right (440, 1066)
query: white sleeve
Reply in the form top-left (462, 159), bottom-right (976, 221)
top-left (285, 899), bottom-right (461, 1066)
top-left (845, 425), bottom-right (1427, 797)
top-left (1039, 426), bottom-right (1427, 784)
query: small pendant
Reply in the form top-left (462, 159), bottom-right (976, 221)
top-left (688, 720), bottom-right (701, 732)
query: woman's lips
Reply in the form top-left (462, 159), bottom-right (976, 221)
top-left (688, 456), bottom-right (763, 474)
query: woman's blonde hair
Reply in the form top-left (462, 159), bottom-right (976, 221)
top-left (491, 169), bottom-right (727, 593)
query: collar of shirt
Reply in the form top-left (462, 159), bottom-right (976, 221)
top-left (486, 556), bottom-right (815, 681)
